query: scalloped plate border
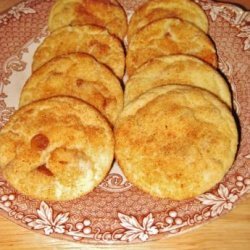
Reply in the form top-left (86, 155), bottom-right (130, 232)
top-left (0, 0), bottom-right (249, 244)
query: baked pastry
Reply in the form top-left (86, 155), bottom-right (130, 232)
top-left (115, 85), bottom-right (238, 200)
top-left (0, 97), bottom-right (114, 200)
top-left (125, 55), bottom-right (231, 106)
top-left (48, 0), bottom-right (128, 40)
top-left (32, 25), bottom-right (125, 78)
top-left (126, 18), bottom-right (217, 76)
top-left (128, 0), bottom-right (208, 42)
top-left (20, 53), bottom-right (123, 125)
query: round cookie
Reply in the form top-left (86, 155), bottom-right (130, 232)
top-left (32, 25), bottom-right (125, 79)
top-left (20, 53), bottom-right (123, 125)
top-left (125, 55), bottom-right (231, 107)
top-left (0, 97), bottom-right (114, 201)
top-left (128, 0), bottom-right (208, 42)
top-left (48, 0), bottom-right (128, 40)
top-left (126, 18), bottom-right (217, 77)
top-left (115, 85), bottom-right (238, 200)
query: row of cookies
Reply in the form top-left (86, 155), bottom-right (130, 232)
top-left (26, 0), bottom-right (129, 125)
top-left (114, 0), bottom-right (238, 200)
top-left (124, 0), bottom-right (232, 119)
top-left (0, 0), bottom-right (129, 201)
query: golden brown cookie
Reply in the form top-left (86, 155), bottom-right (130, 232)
top-left (125, 55), bottom-right (231, 106)
top-left (115, 85), bottom-right (238, 200)
top-left (126, 18), bottom-right (217, 76)
top-left (48, 0), bottom-right (127, 40)
top-left (20, 53), bottom-right (123, 125)
top-left (0, 97), bottom-right (114, 201)
top-left (32, 25), bottom-right (125, 78)
top-left (128, 0), bottom-right (208, 42)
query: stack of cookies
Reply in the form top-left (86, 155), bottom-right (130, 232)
top-left (0, 0), bottom-right (128, 201)
top-left (115, 0), bottom-right (238, 200)
top-left (0, 0), bottom-right (238, 202)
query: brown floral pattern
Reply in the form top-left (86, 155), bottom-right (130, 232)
top-left (0, 0), bottom-right (249, 244)
top-left (0, 100), bottom-right (15, 128)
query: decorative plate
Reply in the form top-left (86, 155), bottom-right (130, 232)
top-left (0, 0), bottom-right (249, 244)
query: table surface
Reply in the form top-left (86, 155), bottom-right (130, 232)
top-left (0, 0), bottom-right (250, 249)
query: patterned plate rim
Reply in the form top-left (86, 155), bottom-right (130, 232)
top-left (0, 0), bottom-right (249, 244)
